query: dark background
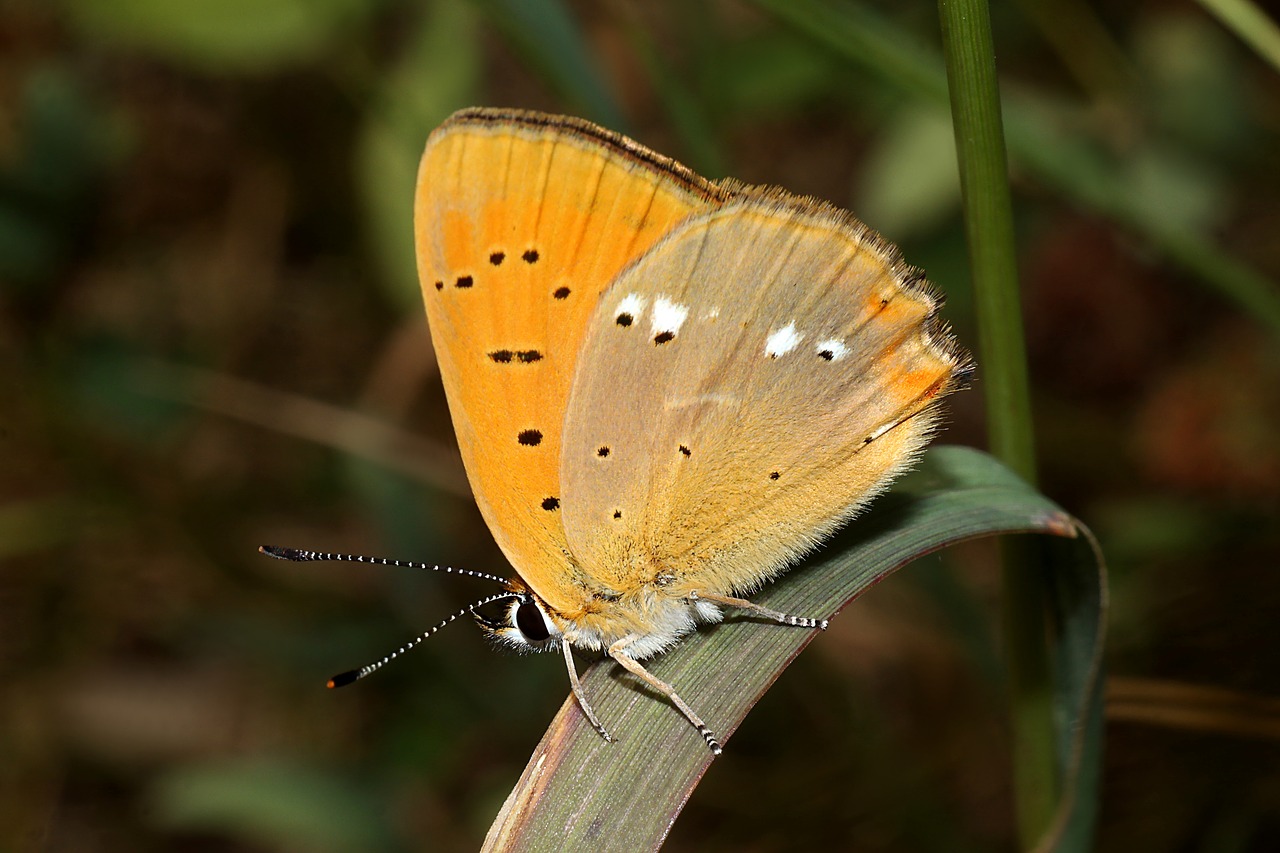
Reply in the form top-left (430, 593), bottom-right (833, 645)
top-left (2, 0), bottom-right (1278, 850)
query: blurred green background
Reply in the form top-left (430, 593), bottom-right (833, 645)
top-left (2, 0), bottom-right (1278, 850)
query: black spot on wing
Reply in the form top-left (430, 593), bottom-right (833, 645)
top-left (615, 313), bottom-right (633, 327)
top-left (653, 331), bottom-right (675, 345)
top-left (541, 497), bottom-right (559, 511)
top-left (489, 349), bottom-right (543, 364)
top-left (523, 249), bottom-right (540, 263)
top-left (597, 446), bottom-right (610, 458)
top-left (456, 275), bottom-right (473, 288)
top-left (553, 286), bottom-right (571, 300)
top-left (489, 251), bottom-right (505, 266)
top-left (769, 471), bottom-right (780, 480)
top-left (518, 430), bottom-right (543, 446)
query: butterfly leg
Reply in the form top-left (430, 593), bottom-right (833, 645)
top-left (692, 591), bottom-right (829, 630)
top-left (561, 638), bottom-right (613, 743)
top-left (608, 639), bottom-right (723, 755)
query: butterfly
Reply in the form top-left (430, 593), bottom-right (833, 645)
top-left (265, 107), bottom-right (969, 754)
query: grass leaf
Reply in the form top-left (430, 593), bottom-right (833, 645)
top-left (482, 447), bottom-right (1107, 852)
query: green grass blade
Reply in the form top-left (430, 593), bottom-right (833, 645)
top-left (482, 447), bottom-right (1107, 852)
top-left (937, 0), bottom-right (1036, 484)
top-left (1197, 0), bottom-right (1280, 75)
top-left (751, 0), bottom-right (1280, 338)
top-left (938, 0), bottom-right (1056, 845)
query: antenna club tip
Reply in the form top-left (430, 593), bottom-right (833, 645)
top-left (328, 670), bottom-right (360, 689)
top-left (260, 545), bottom-right (303, 561)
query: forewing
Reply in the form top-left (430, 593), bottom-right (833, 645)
top-left (414, 108), bottom-right (731, 613)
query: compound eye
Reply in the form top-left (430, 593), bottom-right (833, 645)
top-left (515, 598), bottom-right (551, 643)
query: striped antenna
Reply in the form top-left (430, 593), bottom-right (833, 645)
top-left (258, 545), bottom-right (518, 687)
top-left (325, 592), bottom-right (517, 688)
top-left (258, 545), bottom-right (511, 586)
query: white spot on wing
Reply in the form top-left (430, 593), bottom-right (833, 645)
top-left (816, 338), bottom-right (849, 361)
top-left (704, 307), bottom-right (720, 320)
top-left (651, 297), bottom-right (689, 335)
top-left (866, 421), bottom-right (896, 443)
top-left (765, 322), bottom-right (803, 358)
top-left (616, 293), bottom-right (646, 320)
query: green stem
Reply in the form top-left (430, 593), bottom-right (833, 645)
top-left (752, 0), bottom-right (1280, 340)
top-left (936, 0), bottom-right (1055, 847)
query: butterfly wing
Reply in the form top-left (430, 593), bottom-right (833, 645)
top-left (415, 108), bottom-right (732, 613)
top-left (559, 197), bottom-right (968, 600)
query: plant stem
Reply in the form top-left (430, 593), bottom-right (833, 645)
top-left (936, 0), bottom-right (1056, 846)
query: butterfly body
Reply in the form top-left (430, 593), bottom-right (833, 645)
top-left (413, 108), bottom-right (968, 751)
top-left (516, 582), bottom-right (726, 661)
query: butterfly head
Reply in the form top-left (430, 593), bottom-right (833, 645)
top-left (474, 585), bottom-right (563, 654)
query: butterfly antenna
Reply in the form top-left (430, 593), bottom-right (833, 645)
top-left (325, 592), bottom-right (517, 688)
top-left (258, 545), bottom-right (511, 586)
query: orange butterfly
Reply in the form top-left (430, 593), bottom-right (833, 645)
top-left (266, 107), bottom-right (968, 754)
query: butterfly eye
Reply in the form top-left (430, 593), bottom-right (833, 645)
top-left (515, 598), bottom-right (552, 643)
